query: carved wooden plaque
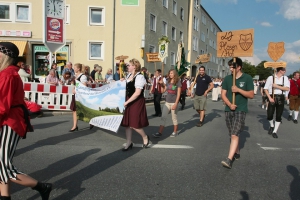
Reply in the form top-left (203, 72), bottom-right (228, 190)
top-left (146, 53), bottom-right (161, 62)
top-left (264, 61), bottom-right (287, 68)
top-left (267, 42), bottom-right (285, 62)
top-left (217, 29), bottom-right (254, 57)
top-left (195, 53), bottom-right (211, 64)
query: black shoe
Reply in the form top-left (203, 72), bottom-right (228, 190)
top-left (152, 132), bottom-right (162, 138)
top-left (293, 119), bottom-right (298, 124)
top-left (69, 126), bottom-right (78, 132)
top-left (32, 182), bottom-right (52, 200)
top-left (221, 158), bottom-right (232, 169)
top-left (89, 124), bottom-right (94, 130)
top-left (272, 133), bottom-right (278, 138)
top-left (268, 127), bottom-right (274, 135)
top-left (233, 153), bottom-right (240, 160)
top-left (122, 143), bottom-right (133, 151)
top-left (0, 196), bottom-right (11, 200)
top-left (181, 105), bottom-right (185, 110)
top-left (142, 135), bottom-right (150, 148)
top-left (152, 114), bottom-right (159, 117)
top-left (288, 115), bottom-right (292, 121)
top-left (158, 113), bottom-right (162, 117)
top-left (196, 121), bottom-right (203, 127)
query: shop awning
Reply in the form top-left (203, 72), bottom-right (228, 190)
top-left (0, 40), bottom-right (27, 56)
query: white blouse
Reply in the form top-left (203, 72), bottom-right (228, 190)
top-left (77, 73), bottom-right (88, 84)
top-left (126, 72), bottom-right (146, 89)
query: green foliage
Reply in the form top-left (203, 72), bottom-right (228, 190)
top-left (242, 60), bottom-right (256, 77)
top-left (175, 46), bottom-right (189, 76)
top-left (255, 60), bottom-right (273, 80)
top-left (158, 36), bottom-right (170, 45)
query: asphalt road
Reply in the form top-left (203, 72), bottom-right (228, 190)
top-left (11, 94), bottom-right (300, 200)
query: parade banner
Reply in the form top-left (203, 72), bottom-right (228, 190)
top-left (75, 80), bottom-right (126, 132)
top-left (195, 53), bottom-right (211, 64)
top-left (146, 53), bottom-right (161, 62)
top-left (158, 41), bottom-right (169, 62)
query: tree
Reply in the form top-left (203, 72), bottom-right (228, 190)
top-left (242, 60), bottom-right (256, 78)
top-left (255, 61), bottom-right (273, 80)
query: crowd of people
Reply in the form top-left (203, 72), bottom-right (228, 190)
top-left (1, 42), bottom-right (299, 199)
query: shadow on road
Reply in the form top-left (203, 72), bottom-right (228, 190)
top-left (32, 121), bottom-right (69, 130)
top-left (15, 129), bottom-right (97, 157)
top-left (239, 126), bottom-right (250, 150)
top-left (287, 165), bottom-right (300, 200)
top-left (240, 191), bottom-right (249, 200)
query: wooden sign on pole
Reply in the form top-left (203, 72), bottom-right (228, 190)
top-left (146, 53), bottom-right (161, 62)
top-left (217, 29), bottom-right (254, 58)
top-left (195, 53), bottom-right (211, 64)
top-left (264, 41), bottom-right (286, 99)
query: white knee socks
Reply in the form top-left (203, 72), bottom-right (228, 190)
top-left (294, 111), bottom-right (299, 120)
top-left (273, 121), bottom-right (281, 133)
top-left (269, 120), bottom-right (274, 127)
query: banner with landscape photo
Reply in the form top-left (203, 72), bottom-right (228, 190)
top-left (75, 80), bottom-right (126, 132)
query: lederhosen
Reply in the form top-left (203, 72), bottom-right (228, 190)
top-left (267, 77), bottom-right (285, 122)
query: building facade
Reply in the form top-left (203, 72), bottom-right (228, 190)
top-left (0, 0), bottom-right (228, 80)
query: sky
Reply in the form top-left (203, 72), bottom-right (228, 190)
top-left (201, 0), bottom-right (300, 75)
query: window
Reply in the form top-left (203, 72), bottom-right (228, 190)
top-left (0, 3), bottom-right (11, 21)
top-left (180, 31), bottom-right (183, 41)
top-left (89, 7), bottom-right (104, 25)
top-left (163, 0), bottom-right (168, 8)
top-left (150, 14), bottom-right (156, 31)
top-left (172, 1), bottom-right (177, 15)
top-left (180, 7), bottom-right (184, 20)
top-left (65, 4), bottom-right (70, 24)
top-left (193, 16), bottom-right (199, 31)
top-left (172, 26), bottom-right (176, 41)
top-left (201, 32), bottom-right (205, 42)
top-left (193, 36), bottom-right (198, 51)
top-left (0, 3), bottom-right (31, 23)
top-left (170, 52), bottom-right (175, 66)
top-left (89, 42), bottom-right (104, 60)
top-left (194, 0), bottom-right (200, 9)
top-left (16, 4), bottom-right (29, 22)
top-left (149, 45), bottom-right (156, 53)
top-left (207, 28), bottom-right (209, 38)
top-left (202, 15), bottom-right (206, 25)
top-left (162, 21), bottom-right (167, 36)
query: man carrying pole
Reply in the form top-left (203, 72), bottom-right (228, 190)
top-left (264, 67), bottom-right (289, 138)
top-left (221, 57), bottom-right (254, 169)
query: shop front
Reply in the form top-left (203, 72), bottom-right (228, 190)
top-left (32, 45), bottom-right (69, 80)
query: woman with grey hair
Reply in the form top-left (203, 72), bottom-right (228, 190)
top-left (0, 42), bottom-right (52, 199)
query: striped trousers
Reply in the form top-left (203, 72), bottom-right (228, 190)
top-left (0, 125), bottom-right (23, 184)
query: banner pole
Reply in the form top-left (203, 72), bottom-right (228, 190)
top-left (232, 57), bottom-right (236, 105)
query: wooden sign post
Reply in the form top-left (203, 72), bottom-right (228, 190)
top-left (264, 42), bottom-right (286, 99)
top-left (146, 53), bottom-right (161, 72)
top-left (217, 28), bottom-right (254, 105)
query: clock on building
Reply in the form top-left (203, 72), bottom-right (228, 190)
top-left (46, 0), bottom-right (64, 18)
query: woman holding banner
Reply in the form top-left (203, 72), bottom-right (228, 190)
top-left (121, 58), bottom-right (150, 151)
top-left (69, 63), bottom-right (87, 132)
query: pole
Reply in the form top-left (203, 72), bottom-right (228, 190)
top-left (162, 60), bottom-right (164, 78)
top-left (272, 68), bottom-right (275, 99)
top-left (232, 57), bottom-right (236, 105)
top-left (154, 62), bottom-right (156, 71)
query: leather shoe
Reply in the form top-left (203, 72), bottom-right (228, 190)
top-left (293, 119), bottom-right (298, 124)
top-left (89, 124), bottom-right (94, 130)
top-left (268, 127), bottom-right (274, 135)
top-left (272, 133), bottom-right (278, 138)
top-left (158, 113), bottom-right (162, 117)
top-left (152, 114), bottom-right (159, 117)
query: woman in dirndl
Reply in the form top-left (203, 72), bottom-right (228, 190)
top-left (121, 58), bottom-right (150, 151)
top-left (69, 63), bottom-right (87, 132)
top-left (0, 42), bottom-right (52, 200)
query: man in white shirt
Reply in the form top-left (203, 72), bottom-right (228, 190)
top-left (264, 67), bottom-right (290, 138)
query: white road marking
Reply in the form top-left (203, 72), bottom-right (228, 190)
top-left (123, 143), bottom-right (193, 149)
top-left (257, 143), bottom-right (300, 151)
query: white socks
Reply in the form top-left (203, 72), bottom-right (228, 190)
top-left (294, 111), bottom-right (299, 120)
top-left (289, 110), bottom-right (293, 116)
top-left (269, 120), bottom-right (274, 127)
top-left (273, 121), bottom-right (281, 133)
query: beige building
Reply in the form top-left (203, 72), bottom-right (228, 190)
top-left (0, 0), bottom-right (228, 80)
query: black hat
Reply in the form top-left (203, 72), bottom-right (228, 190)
top-left (0, 42), bottom-right (19, 58)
